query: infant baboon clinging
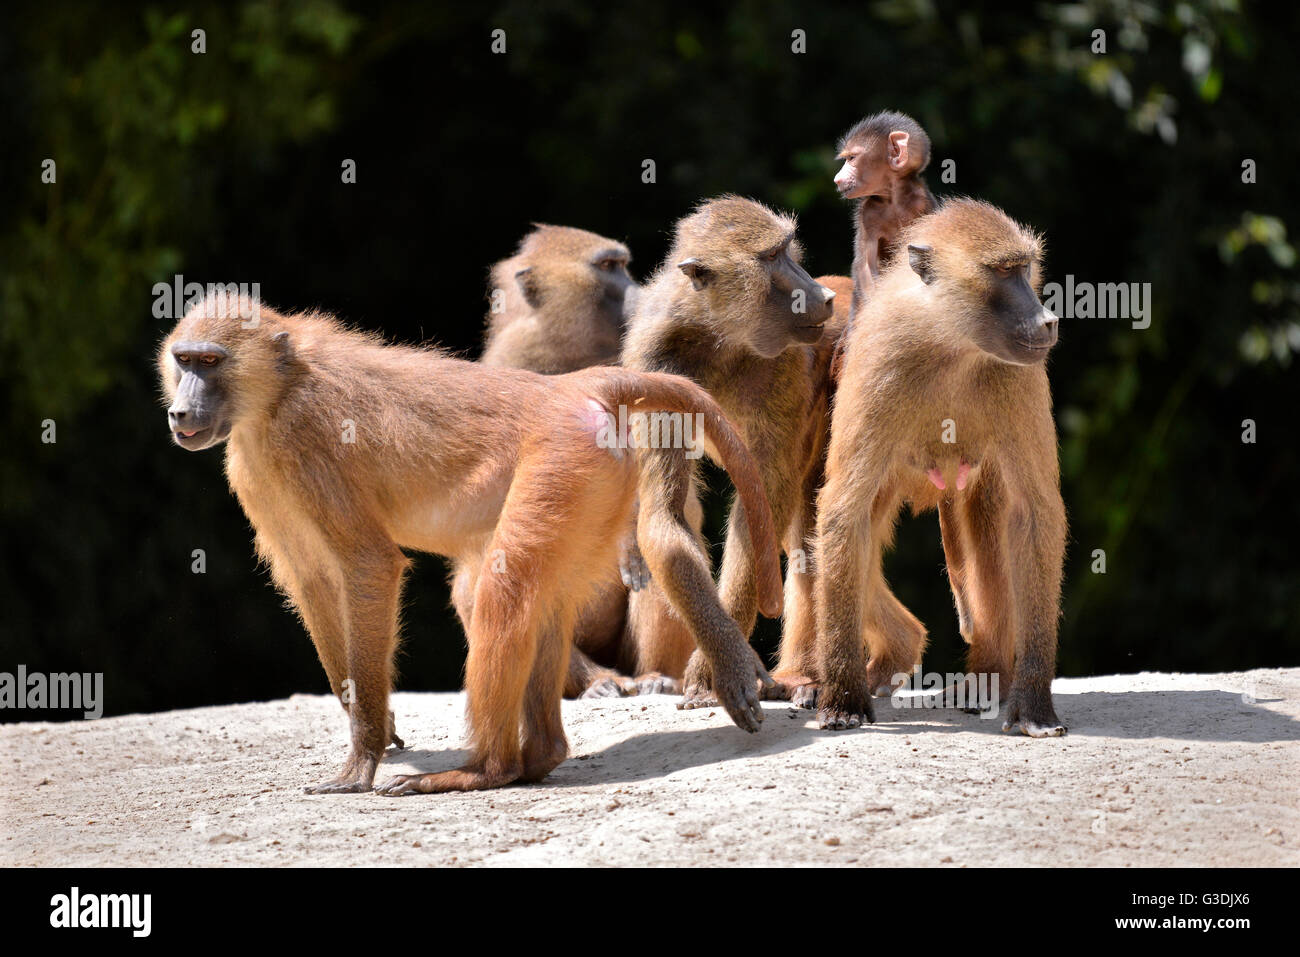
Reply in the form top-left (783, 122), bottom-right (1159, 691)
top-left (470, 223), bottom-right (666, 700)
top-left (159, 295), bottom-right (781, 794)
top-left (622, 195), bottom-right (841, 707)
top-left (834, 111), bottom-right (937, 311)
top-left (481, 223), bottom-right (637, 373)
top-left (814, 199), bottom-right (1067, 737)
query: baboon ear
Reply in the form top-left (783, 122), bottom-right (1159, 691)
top-left (677, 257), bottom-right (710, 291)
top-left (888, 131), bottom-right (911, 170)
top-left (271, 330), bottom-right (291, 350)
top-left (908, 244), bottom-right (936, 285)
top-left (515, 267), bottom-right (543, 308)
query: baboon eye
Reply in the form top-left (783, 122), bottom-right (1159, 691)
top-left (764, 250), bottom-right (780, 262)
top-left (200, 355), bottom-right (219, 366)
top-left (176, 354), bottom-right (191, 364)
top-left (598, 259), bottom-right (617, 272)
top-left (993, 264), bottom-right (1018, 278)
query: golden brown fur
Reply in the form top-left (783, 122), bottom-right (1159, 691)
top-left (621, 196), bottom-right (840, 707)
top-left (472, 224), bottom-right (683, 699)
top-left (158, 295), bottom-right (781, 794)
top-left (813, 198), bottom-right (1067, 737)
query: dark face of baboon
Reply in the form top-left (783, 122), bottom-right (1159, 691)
top-left (501, 224), bottom-right (636, 330)
top-left (160, 296), bottom-right (288, 451)
top-left (671, 196), bottom-right (835, 358)
top-left (904, 200), bottom-right (1058, 366)
top-left (834, 111), bottom-right (931, 200)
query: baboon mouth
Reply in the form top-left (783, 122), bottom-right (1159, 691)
top-left (173, 427), bottom-right (213, 449)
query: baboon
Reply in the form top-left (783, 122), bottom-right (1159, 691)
top-left (813, 198), bottom-right (1066, 737)
top-left (481, 224), bottom-right (636, 373)
top-left (472, 224), bottom-right (676, 699)
top-left (834, 111), bottom-right (937, 311)
top-left (159, 295), bottom-right (781, 794)
top-left (621, 195), bottom-right (841, 708)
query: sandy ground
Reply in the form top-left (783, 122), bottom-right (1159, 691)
top-left (1, 668), bottom-right (1296, 867)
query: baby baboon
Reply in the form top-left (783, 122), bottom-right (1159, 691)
top-left (472, 224), bottom-right (673, 699)
top-left (622, 195), bottom-right (840, 707)
top-left (481, 224), bottom-right (636, 374)
top-left (813, 198), bottom-right (1066, 736)
top-left (159, 295), bottom-right (780, 794)
top-left (834, 111), bottom-right (936, 310)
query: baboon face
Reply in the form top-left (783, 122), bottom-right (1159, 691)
top-left (905, 201), bottom-right (1058, 366)
top-left (674, 197), bottom-right (835, 359)
top-left (512, 226), bottom-right (636, 330)
top-left (163, 335), bottom-right (235, 450)
top-left (834, 112), bottom-right (930, 200)
top-left (159, 302), bottom-right (284, 451)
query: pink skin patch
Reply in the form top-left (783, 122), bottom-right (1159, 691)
top-left (926, 467), bottom-right (945, 491)
top-left (956, 459), bottom-right (971, 492)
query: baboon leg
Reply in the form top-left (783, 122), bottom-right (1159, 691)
top-left (814, 485), bottom-right (877, 729)
top-left (622, 478), bottom-right (702, 692)
top-left (770, 480), bottom-right (820, 706)
top-left (637, 462), bottom-right (766, 732)
top-left (521, 616), bottom-right (573, 782)
top-left (958, 471), bottom-right (1016, 694)
top-left (305, 540), bottom-right (406, 794)
top-left (865, 585), bottom-right (927, 697)
top-left (1003, 488), bottom-right (1067, 737)
top-left (938, 498), bottom-right (973, 642)
top-left (294, 572), bottom-right (405, 749)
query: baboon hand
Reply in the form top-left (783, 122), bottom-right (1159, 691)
top-left (619, 538), bottom-right (652, 591)
top-left (710, 645), bottom-right (772, 734)
top-left (1001, 683), bottom-right (1066, 737)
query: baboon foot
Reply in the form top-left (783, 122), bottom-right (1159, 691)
top-left (817, 679), bottom-right (875, 730)
top-left (679, 646), bottom-right (770, 733)
top-left (677, 651), bottom-right (717, 709)
top-left (765, 671), bottom-right (819, 709)
top-left (304, 751), bottom-right (378, 794)
top-left (580, 677), bottom-right (632, 699)
top-left (374, 764), bottom-right (521, 795)
top-left (520, 742), bottom-right (568, 783)
top-left (388, 710), bottom-right (405, 749)
top-left (633, 671), bottom-right (679, 695)
top-left (1001, 684), bottom-right (1066, 737)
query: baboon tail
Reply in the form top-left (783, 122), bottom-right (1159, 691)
top-left (587, 368), bottom-right (783, 620)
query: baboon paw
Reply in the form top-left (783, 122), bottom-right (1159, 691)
top-left (633, 672), bottom-right (679, 696)
top-left (1002, 717), bottom-right (1067, 737)
top-left (1001, 689), bottom-right (1066, 737)
top-left (374, 773), bottom-right (440, 796)
top-left (866, 662), bottom-right (913, 698)
top-left (619, 540), bottom-right (652, 591)
top-left (677, 684), bottom-right (719, 710)
top-left (816, 707), bottom-right (873, 730)
top-left (386, 711), bottom-right (405, 749)
top-left (304, 777), bottom-right (374, 795)
top-left (790, 682), bottom-right (821, 710)
top-left (580, 678), bottom-right (630, 699)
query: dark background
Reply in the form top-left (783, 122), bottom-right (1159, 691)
top-left (2, 0), bottom-right (1297, 720)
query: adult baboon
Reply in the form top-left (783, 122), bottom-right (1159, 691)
top-left (481, 224), bottom-right (636, 373)
top-left (159, 295), bottom-right (781, 794)
top-left (621, 195), bottom-right (840, 708)
top-left (471, 224), bottom-right (677, 699)
top-left (813, 199), bottom-right (1066, 737)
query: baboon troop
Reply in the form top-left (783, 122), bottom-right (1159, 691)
top-left (162, 108), bottom-right (1069, 795)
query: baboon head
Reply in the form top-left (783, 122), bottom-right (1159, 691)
top-left (902, 199), bottom-right (1058, 365)
top-left (669, 196), bottom-right (835, 358)
top-left (494, 224), bottom-right (637, 332)
top-left (834, 111), bottom-right (931, 200)
top-left (159, 294), bottom-right (291, 451)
